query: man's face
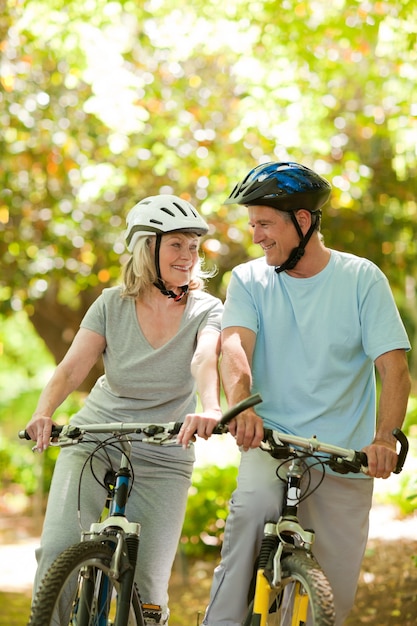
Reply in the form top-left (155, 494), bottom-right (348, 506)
top-left (248, 205), bottom-right (299, 267)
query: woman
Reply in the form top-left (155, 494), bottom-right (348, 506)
top-left (25, 194), bottom-right (224, 624)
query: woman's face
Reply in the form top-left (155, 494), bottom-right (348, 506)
top-left (154, 233), bottom-right (200, 289)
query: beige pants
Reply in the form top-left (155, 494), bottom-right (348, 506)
top-left (203, 446), bottom-right (373, 626)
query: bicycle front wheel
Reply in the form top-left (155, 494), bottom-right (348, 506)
top-left (243, 549), bottom-right (335, 626)
top-left (28, 540), bottom-right (144, 626)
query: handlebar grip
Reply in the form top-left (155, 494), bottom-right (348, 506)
top-left (357, 429), bottom-right (408, 475)
top-left (170, 395), bottom-right (262, 437)
top-left (171, 423), bottom-right (183, 435)
top-left (219, 393), bottom-right (263, 426)
top-left (392, 428), bottom-right (408, 474)
top-left (355, 450), bottom-right (368, 468)
top-left (18, 425), bottom-right (64, 441)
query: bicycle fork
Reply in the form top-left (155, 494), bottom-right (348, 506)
top-left (250, 459), bottom-right (315, 626)
top-left (251, 525), bottom-right (279, 626)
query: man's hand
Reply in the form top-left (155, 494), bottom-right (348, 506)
top-left (227, 409), bottom-right (264, 451)
top-left (362, 440), bottom-right (398, 478)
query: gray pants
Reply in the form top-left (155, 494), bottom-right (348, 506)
top-left (34, 440), bottom-right (194, 621)
top-left (203, 447), bottom-right (373, 626)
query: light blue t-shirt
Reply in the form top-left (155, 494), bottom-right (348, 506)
top-left (222, 250), bottom-right (410, 455)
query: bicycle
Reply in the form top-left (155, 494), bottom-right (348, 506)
top-left (213, 418), bottom-right (408, 626)
top-left (19, 394), bottom-right (263, 626)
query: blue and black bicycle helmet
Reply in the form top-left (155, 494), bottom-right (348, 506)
top-left (225, 162), bottom-right (332, 272)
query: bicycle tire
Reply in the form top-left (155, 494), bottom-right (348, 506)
top-left (28, 540), bottom-right (144, 626)
top-left (243, 549), bottom-right (335, 626)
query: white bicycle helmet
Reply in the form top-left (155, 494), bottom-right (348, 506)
top-left (125, 194), bottom-right (209, 253)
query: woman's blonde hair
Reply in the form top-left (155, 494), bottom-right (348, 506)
top-left (121, 233), bottom-right (215, 299)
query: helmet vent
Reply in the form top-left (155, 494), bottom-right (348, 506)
top-left (150, 219), bottom-right (164, 225)
top-left (172, 202), bottom-right (187, 216)
top-left (160, 207), bottom-right (176, 217)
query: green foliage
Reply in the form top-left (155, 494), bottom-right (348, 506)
top-left (0, 311), bottom-right (55, 406)
top-left (403, 395), bottom-right (417, 436)
top-left (0, 433), bottom-right (37, 493)
top-left (180, 464), bottom-right (238, 557)
top-left (0, 311), bottom-right (85, 500)
top-left (376, 470), bottom-right (417, 517)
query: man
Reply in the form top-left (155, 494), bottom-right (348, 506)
top-left (203, 162), bottom-right (411, 626)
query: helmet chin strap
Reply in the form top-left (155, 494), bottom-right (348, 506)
top-left (153, 279), bottom-right (189, 301)
top-left (153, 234), bottom-right (189, 302)
top-left (275, 211), bottom-right (320, 274)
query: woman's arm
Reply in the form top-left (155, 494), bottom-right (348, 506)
top-left (177, 328), bottom-right (222, 446)
top-left (25, 327), bottom-right (106, 451)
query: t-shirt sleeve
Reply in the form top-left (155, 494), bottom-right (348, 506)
top-left (360, 270), bottom-right (410, 360)
top-left (80, 294), bottom-right (106, 337)
top-left (221, 267), bottom-right (259, 333)
top-left (198, 297), bottom-right (223, 334)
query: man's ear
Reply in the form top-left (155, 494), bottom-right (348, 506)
top-left (294, 209), bottom-right (312, 233)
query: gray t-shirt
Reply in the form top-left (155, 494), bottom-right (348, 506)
top-left (71, 286), bottom-right (223, 427)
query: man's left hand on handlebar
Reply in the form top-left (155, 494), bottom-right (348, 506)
top-left (362, 440), bottom-right (398, 479)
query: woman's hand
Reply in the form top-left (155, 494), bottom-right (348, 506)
top-left (25, 414), bottom-right (55, 453)
top-left (177, 409), bottom-right (222, 448)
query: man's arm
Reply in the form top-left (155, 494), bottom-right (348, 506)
top-left (363, 348), bottom-right (411, 478)
top-left (220, 326), bottom-right (264, 450)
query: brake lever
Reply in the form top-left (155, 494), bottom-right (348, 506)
top-left (260, 429), bottom-right (291, 459)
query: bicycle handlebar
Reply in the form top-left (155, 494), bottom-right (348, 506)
top-left (261, 427), bottom-right (408, 476)
top-left (18, 392), bottom-right (408, 475)
top-left (18, 393), bottom-right (263, 442)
